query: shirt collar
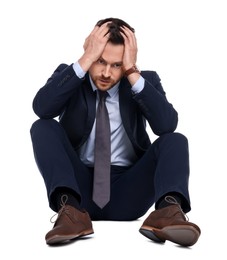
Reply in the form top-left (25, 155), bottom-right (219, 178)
top-left (89, 75), bottom-right (120, 98)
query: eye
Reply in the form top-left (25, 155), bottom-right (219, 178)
top-left (112, 63), bottom-right (122, 69)
top-left (97, 59), bottom-right (106, 65)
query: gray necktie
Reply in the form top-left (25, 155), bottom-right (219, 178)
top-left (93, 90), bottom-right (111, 208)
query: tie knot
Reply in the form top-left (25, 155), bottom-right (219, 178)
top-left (98, 90), bottom-right (108, 101)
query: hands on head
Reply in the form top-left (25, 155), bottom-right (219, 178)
top-left (79, 21), bottom-right (138, 73)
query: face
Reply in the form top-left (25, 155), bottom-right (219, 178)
top-left (89, 42), bottom-right (124, 91)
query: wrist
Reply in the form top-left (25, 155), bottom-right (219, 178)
top-left (78, 55), bottom-right (94, 72)
top-left (124, 64), bottom-right (140, 77)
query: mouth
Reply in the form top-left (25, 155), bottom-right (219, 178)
top-left (100, 78), bottom-right (111, 84)
top-left (98, 78), bottom-right (112, 87)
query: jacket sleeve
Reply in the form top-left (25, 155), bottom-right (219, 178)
top-left (133, 71), bottom-right (178, 135)
top-left (32, 64), bottom-right (82, 119)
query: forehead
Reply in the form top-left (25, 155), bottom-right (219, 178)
top-left (101, 42), bottom-right (124, 63)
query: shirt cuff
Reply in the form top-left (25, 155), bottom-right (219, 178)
top-left (131, 76), bottom-right (145, 94)
top-left (73, 61), bottom-right (86, 79)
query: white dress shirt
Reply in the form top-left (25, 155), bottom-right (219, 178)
top-left (73, 62), bottom-right (145, 166)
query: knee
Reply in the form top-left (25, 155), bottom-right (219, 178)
top-left (159, 132), bottom-right (189, 148)
top-left (170, 132), bottom-right (188, 144)
top-left (30, 119), bottom-right (59, 138)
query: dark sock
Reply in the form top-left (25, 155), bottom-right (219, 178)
top-left (53, 188), bottom-right (81, 211)
top-left (156, 192), bottom-right (182, 210)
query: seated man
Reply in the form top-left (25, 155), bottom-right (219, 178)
top-left (30, 17), bottom-right (200, 247)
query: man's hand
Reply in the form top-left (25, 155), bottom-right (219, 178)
top-left (78, 23), bottom-right (110, 72)
top-left (120, 26), bottom-right (140, 85)
top-left (120, 26), bottom-right (138, 71)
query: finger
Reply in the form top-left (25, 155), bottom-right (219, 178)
top-left (88, 24), bottom-right (108, 39)
top-left (85, 23), bottom-right (109, 48)
top-left (121, 26), bottom-right (137, 45)
top-left (96, 22), bottom-right (111, 37)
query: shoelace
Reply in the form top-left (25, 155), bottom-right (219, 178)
top-left (50, 194), bottom-right (69, 223)
top-left (165, 195), bottom-right (189, 221)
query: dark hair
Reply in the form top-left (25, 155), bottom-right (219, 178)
top-left (96, 17), bottom-right (135, 44)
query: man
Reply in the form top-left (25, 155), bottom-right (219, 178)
top-left (30, 17), bottom-right (200, 247)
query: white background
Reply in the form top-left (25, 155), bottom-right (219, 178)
top-left (0, 0), bottom-right (226, 259)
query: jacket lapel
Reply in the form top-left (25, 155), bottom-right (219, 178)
top-left (80, 75), bottom-right (96, 145)
top-left (119, 78), bottom-right (136, 137)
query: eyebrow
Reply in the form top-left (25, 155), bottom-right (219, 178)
top-left (99, 57), bottom-right (123, 65)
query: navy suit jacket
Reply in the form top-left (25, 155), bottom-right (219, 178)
top-left (33, 64), bottom-right (178, 158)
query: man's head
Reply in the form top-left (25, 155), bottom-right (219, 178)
top-left (96, 18), bottom-right (135, 45)
top-left (89, 18), bottom-right (135, 91)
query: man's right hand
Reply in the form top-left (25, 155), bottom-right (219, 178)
top-left (78, 22), bottom-right (110, 72)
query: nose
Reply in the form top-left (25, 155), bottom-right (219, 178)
top-left (102, 65), bottom-right (111, 78)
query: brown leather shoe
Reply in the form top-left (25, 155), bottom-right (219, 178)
top-left (139, 198), bottom-right (201, 247)
top-left (45, 205), bottom-right (94, 245)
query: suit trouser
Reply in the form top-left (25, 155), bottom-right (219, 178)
top-left (30, 119), bottom-right (191, 220)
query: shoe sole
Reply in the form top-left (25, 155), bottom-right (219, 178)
top-left (46, 229), bottom-right (94, 245)
top-left (139, 228), bottom-right (165, 243)
top-left (139, 225), bottom-right (200, 247)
